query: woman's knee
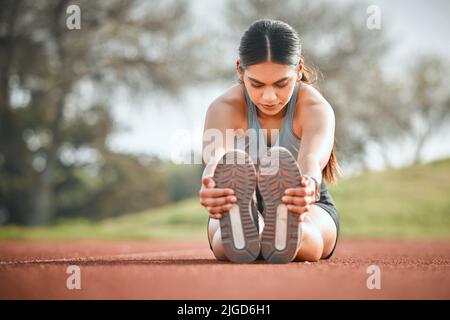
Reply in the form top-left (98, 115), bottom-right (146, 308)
top-left (208, 218), bottom-right (228, 261)
top-left (208, 212), bottom-right (264, 260)
top-left (211, 229), bottom-right (228, 261)
top-left (307, 205), bottom-right (338, 259)
top-left (293, 222), bottom-right (324, 262)
top-left (207, 217), bottom-right (220, 245)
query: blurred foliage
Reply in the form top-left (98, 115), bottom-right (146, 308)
top-left (0, 0), bottom-right (210, 225)
top-left (219, 0), bottom-right (450, 170)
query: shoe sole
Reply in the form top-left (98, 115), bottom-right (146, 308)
top-left (258, 147), bottom-right (302, 264)
top-left (213, 150), bottom-right (260, 263)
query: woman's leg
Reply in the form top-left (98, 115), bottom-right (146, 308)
top-left (207, 217), bottom-right (227, 261)
top-left (208, 212), bottom-right (265, 261)
top-left (293, 204), bottom-right (337, 262)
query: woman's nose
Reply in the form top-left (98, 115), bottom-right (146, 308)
top-left (261, 87), bottom-right (277, 103)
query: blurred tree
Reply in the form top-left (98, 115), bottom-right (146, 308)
top-left (55, 151), bottom-right (170, 219)
top-left (164, 163), bottom-right (203, 202)
top-left (402, 55), bottom-right (450, 164)
top-left (216, 0), bottom-right (404, 171)
top-left (0, 0), bottom-right (211, 225)
top-left (355, 68), bottom-right (410, 169)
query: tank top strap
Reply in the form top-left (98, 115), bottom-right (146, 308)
top-left (243, 85), bottom-right (260, 129)
top-left (283, 81), bottom-right (301, 128)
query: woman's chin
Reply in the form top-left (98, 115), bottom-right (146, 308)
top-left (258, 105), bottom-right (285, 116)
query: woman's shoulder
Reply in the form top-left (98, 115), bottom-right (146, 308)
top-left (295, 83), bottom-right (334, 124)
top-left (205, 84), bottom-right (247, 129)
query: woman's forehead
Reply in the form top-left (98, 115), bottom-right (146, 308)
top-left (245, 61), bottom-right (296, 80)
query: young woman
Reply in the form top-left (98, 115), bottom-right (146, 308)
top-left (199, 19), bottom-right (341, 264)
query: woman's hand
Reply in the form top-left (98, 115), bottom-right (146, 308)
top-left (281, 176), bottom-right (318, 222)
top-left (199, 177), bottom-right (237, 220)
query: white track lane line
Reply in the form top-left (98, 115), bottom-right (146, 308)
top-left (0, 248), bottom-right (213, 265)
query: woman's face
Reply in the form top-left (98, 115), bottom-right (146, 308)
top-left (237, 60), bottom-right (302, 117)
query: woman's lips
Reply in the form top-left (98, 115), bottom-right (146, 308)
top-left (261, 104), bottom-right (279, 109)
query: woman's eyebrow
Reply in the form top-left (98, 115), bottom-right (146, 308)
top-left (247, 76), bottom-right (290, 85)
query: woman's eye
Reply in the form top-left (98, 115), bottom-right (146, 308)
top-left (251, 82), bottom-right (288, 88)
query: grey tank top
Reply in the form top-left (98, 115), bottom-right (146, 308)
top-left (236, 81), bottom-right (329, 192)
top-left (236, 81), bottom-right (301, 167)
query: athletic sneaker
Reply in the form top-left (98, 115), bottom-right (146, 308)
top-left (258, 146), bottom-right (302, 264)
top-left (212, 149), bottom-right (261, 263)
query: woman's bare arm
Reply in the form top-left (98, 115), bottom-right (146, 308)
top-left (199, 99), bottom-right (244, 219)
top-left (202, 99), bottom-right (244, 177)
top-left (296, 86), bottom-right (336, 185)
top-left (282, 89), bottom-right (335, 219)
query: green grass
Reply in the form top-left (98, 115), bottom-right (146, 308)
top-left (0, 158), bottom-right (449, 240)
top-left (332, 158), bottom-right (450, 238)
top-left (0, 199), bottom-right (208, 241)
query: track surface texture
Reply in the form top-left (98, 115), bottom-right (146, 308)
top-left (0, 239), bottom-right (449, 299)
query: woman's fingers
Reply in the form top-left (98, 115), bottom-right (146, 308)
top-left (200, 195), bottom-right (237, 207)
top-left (284, 187), bottom-right (314, 197)
top-left (300, 176), bottom-right (311, 186)
top-left (199, 177), bottom-right (236, 219)
top-left (282, 195), bottom-right (305, 206)
top-left (207, 203), bottom-right (233, 215)
top-left (210, 213), bottom-right (223, 220)
top-left (199, 178), bottom-right (236, 218)
top-left (199, 187), bottom-right (234, 199)
top-left (202, 177), bottom-right (215, 188)
top-left (287, 204), bottom-right (310, 215)
top-left (282, 195), bottom-right (313, 206)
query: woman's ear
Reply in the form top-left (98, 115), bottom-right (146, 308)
top-left (236, 59), bottom-right (244, 82)
top-left (296, 58), bottom-right (304, 81)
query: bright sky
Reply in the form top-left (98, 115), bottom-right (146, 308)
top-left (108, 0), bottom-right (450, 174)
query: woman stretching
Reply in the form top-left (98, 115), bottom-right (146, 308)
top-left (199, 19), bottom-right (341, 264)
